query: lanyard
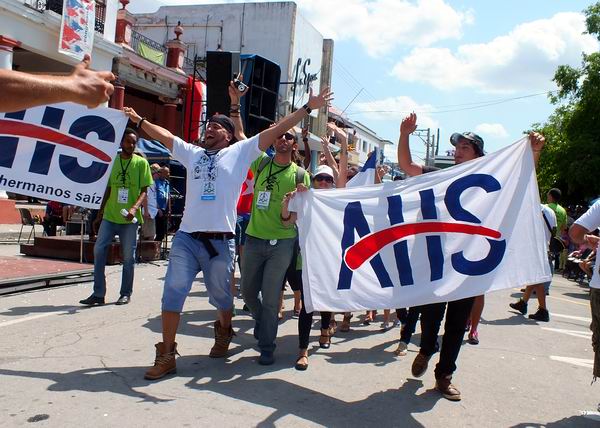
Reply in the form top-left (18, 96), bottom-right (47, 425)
top-left (261, 161), bottom-right (291, 191)
top-left (119, 156), bottom-right (132, 186)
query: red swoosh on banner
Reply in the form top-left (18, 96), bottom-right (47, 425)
top-left (344, 221), bottom-right (502, 271)
top-left (0, 119), bottom-right (111, 162)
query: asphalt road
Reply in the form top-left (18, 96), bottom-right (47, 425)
top-left (0, 245), bottom-right (598, 427)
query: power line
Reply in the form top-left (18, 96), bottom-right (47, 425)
top-left (346, 90), bottom-right (557, 115)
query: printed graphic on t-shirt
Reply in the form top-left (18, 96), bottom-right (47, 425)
top-left (193, 152), bottom-right (219, 180)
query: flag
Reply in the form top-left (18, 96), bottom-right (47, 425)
top-left (346, 148), bottom-right (378, 188)
top-left (289, 138), bottom-right (550, 312)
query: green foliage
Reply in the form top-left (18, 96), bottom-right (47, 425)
top-left (535, 2), bottom-right (600, 203)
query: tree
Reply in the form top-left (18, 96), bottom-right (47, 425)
top-left (535, 2), bottom-right (600, 203)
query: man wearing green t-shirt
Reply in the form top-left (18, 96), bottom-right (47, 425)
top-left (80, 128), bottom-right (153, 306)
top-left (241, 131), bottom-right (310, 365)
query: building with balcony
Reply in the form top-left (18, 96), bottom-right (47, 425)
top-left (130, 1), bottom-right (333, 139)
top-left (110, 1), bottom-right (192, 137)
top-left (0, 0), bottom-right (121, 76)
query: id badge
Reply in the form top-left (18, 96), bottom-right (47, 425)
top-left (118, 188), bottom-right (129, 204)
top-left (256, 191), bottom-right (271, 210)
top-left (201, 181), bottom-right (217, 201)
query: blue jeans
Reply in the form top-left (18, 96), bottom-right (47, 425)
top-left (241, 236), bottom-right (295, 353)
top-left (162, 231), bottom-right (235, 312)
top-left (93, 219), bottom-right (138, 298)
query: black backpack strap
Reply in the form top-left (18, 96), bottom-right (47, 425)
top-left (255, 156), bottom-right (272, 181)
top-left (542, 211), bottom-right (554, 234)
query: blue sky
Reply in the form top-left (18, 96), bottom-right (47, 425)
top-left (130, 1), bottom-right (598, 161)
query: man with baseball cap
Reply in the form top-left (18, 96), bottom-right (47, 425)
top-left (398, 112), bottom-right (545, 401)
top-left (122, 86), bottom-right (333, 380)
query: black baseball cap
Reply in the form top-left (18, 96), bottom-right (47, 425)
top-left (450, 132), bottom-right (485, 156)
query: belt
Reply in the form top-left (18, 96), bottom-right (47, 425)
top-left (187, 232), bottom-right (234, 259)
top-left (189, 231), bottom-right (234, 241)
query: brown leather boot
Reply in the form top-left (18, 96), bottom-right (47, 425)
top-left (144, 342), bottom-right (179, 380)
top-left (435, 375), bottom-right (462, 401)
top-left (209, 320), bottom-right (234, 358)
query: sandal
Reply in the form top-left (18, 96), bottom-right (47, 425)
top-left (328, 319), bottom-right (337, 336)
top-left (340, 314), bottom-right (353, 332)
top-left (295, 355), bottom-right (308, 371)
top-left (319, 330), bottom-right (331, 349)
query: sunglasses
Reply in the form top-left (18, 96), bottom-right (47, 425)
top-left (278, 132), bottom-right (295, 140)
top-left (314, 175), bottom-right (333, 183)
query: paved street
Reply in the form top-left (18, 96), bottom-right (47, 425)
top-left (0, 245), bottom-right (598, 427)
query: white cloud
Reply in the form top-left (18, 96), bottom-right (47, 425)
top-left (392, 12), bottom-right (599, 93)
top-left (351, 96), bottom-right (439, 130)
top-left (156, 0), bottom-right (473, 57)
top-left (475, 123), bottom-right (508, 138)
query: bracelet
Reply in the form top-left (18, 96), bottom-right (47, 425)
top-left (302, 137), bottom-right (308, 142)
top-left (280, 213), bottom-right (292, 221)
top-left (137, 118), bottom-right (146, 129)
top-left (302, 104), bottom-right (312, 114)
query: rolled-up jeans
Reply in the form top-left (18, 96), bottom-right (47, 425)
top-left (241, 236), bottom-right (295, 353)
top-left (93, 219), bottom-right (138, 298)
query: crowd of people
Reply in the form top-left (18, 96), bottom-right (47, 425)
top-left (2, 54), bottom-right (598, 404)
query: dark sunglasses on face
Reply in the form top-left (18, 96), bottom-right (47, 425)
top-left (278, 132), bottom-right (295, 140)
top-left (314, 175), bottom-right (333, 183)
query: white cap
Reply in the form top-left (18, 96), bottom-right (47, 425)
top-left (314, 165), bottom-right (334, 179)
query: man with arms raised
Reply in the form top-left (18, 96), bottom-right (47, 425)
top-left (123, 87), bottom-right (332, 380)
top-left (398, 112), bottom-right (545, 401)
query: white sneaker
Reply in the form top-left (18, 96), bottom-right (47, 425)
top-left (394, 341), bottom-right (408, 356)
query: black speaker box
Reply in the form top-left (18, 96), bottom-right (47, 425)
top-left (206, 51), bottom-right (241, 118)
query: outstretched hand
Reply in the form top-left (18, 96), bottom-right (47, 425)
top-left (400, 112), bottom-right (417, 135)
top-left (228, 74), bottom-right (248, 103)
top-left (307, 86), bottom-right (334, 110)
top-left (70, 54), bottom-right (115, 108)
top-left (529, 131), bottom-right (545, 152)
top-left (123, 106), bottom-right (142, 124)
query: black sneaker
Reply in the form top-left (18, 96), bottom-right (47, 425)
top-left (509, 299), bottom-right (527, 315)
top-left (528, 308), bottom-right (550, 322)
top-left (79, 295), bottom-right (105, 306)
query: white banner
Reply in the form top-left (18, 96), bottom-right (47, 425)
top-left (291, 138), bottom-right (551, 313)
top-left (0, 103), bottom-right (127, 209)
top-left (59, 0), bottom-right (96, 60)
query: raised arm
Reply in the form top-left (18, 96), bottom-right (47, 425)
top-left (124, 107), bottom-right (175, 152)
top-left (258, 87), bottom-right (333, 152)
top-left (337, 131), bottom-right (349, 188)
top-left (320, 136), bottom-right (340, 183)
top-left (228, 76), bottom-right (248, 141)
top-left (0, 54), bottom-right (114, 112)
top-left (397, 113), bottom-right (424, 177)
top-left (301, 126), bottom-right (312, 170)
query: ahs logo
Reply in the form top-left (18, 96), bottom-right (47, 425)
top-left (338, 174), bottom-right (506, 290)
top-left (0, 106), bottom-right (116, 184)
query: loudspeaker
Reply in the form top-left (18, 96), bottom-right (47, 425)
top-left (206, 51), bottom-right (240, 118)
top-left (240, 55), bottom-right (281, 137)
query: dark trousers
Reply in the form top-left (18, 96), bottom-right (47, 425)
top-left (155, 213), bottom-right (168, 242)
top-left (298, 276), bottom-right (331, 349)
top-left (419, 297), bottom-right (475, 379)
top-left (396, 307), bottom-right (421, 344)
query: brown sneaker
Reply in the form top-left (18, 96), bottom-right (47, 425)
top-left (144, 342), bottom-right (179, 380)
top-left (411, 352), bottom-right (431, 378)
top-left (209, 320), bottom-right (234, 358)
top-left (435, 375), bottom-right (461, 401)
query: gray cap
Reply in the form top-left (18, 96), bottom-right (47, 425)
top-left (450, 132), bottom-right (485, 156)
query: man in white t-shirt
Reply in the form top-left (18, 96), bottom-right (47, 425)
top-left (509, 204), bottom-right (556, 321)
top-left (123, 87), bottom-right (333, 380)
top-left (569, 201), bottom-right (600, 382)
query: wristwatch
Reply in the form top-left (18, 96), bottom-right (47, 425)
top-left (302, 104), bottom-right (312, 114)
